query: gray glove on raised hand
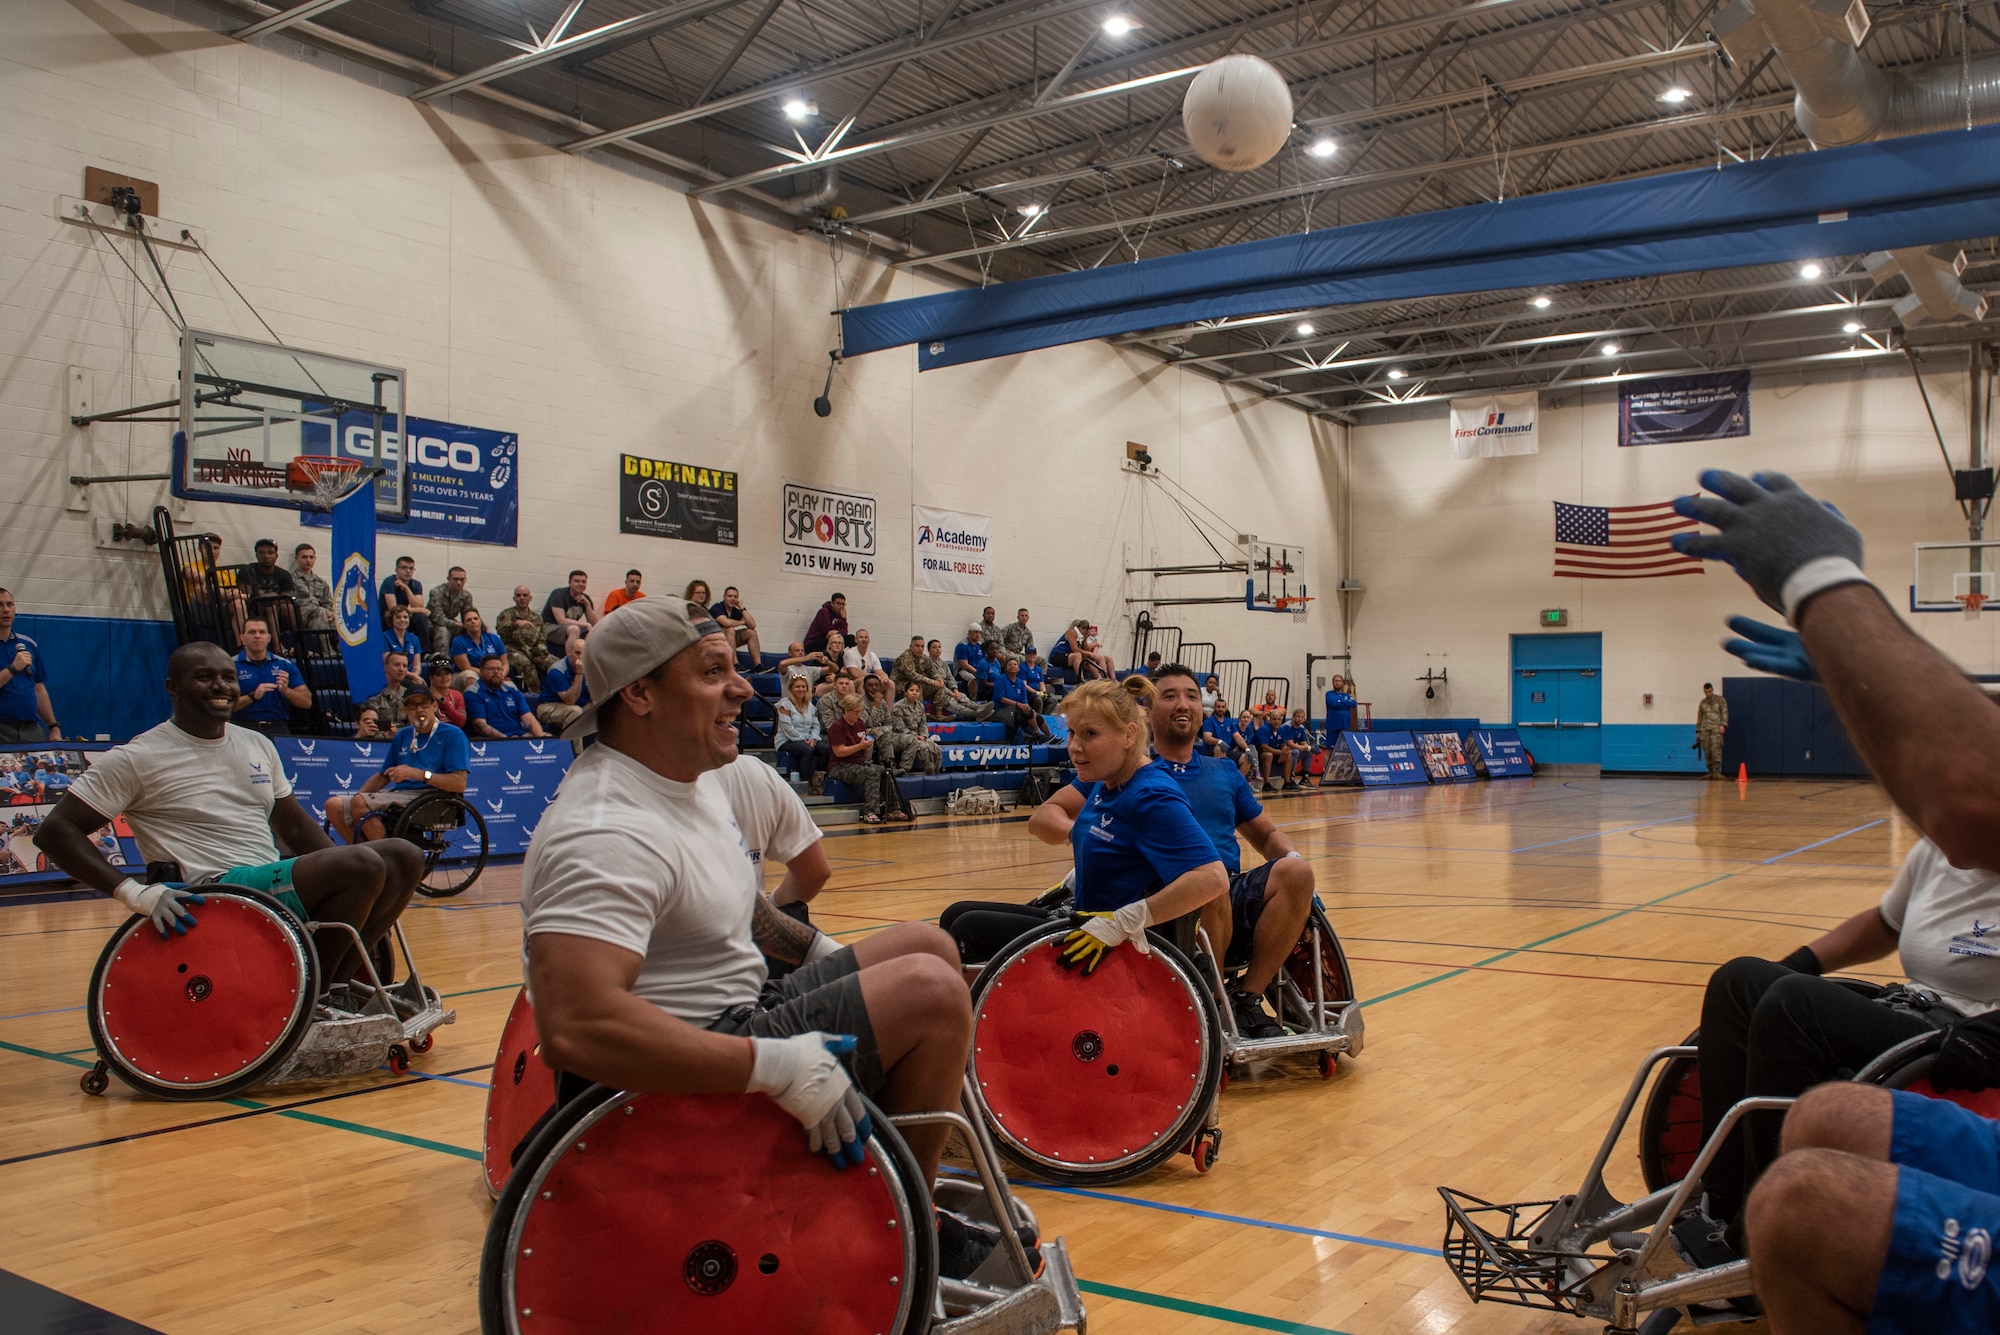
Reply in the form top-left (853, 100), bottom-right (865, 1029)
top-left (1671, 471), bottom-right (1867, 621)
top-left (747, 1031), bottom-right (873, 1170)
top-left (112, 878), bottom-right (205, 937)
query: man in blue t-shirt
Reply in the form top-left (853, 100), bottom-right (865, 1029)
top-left (953, 628), bottom-right (990, 699)
top-left (535, 638), bottom-right (591, 736)
top-left (233, 617), bottom-right (310, 736)
top-left (325, 684), bottom-right (471, 843)
top-left (1199, 701), bottom-right (1254, 779)
top-left (465, 654), bottom-right (547, 740)
top-left (1150, 665), bottom-right (1317, 1039)
top-left (0, 589), bottom-right (61, 745)
top-left (1323, 674), bottom-right (1357, 734)
top-left (1282, 708), bottom-right (1320, 788)
top-left (1250, 715), bottom-right (1296, 792)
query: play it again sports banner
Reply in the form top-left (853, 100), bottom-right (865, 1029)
top-left (1450, 391), bottom-right (1539, 458)
top-left (913, 505), bottom-right (993, 596)
top-left (782, 482), bottom-right (877, 581)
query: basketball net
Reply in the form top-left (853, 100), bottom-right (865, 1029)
top-left (1277, 595), bottom-right (1313, 624)
top-left (1960, 592), bottom-right (1986, 621)
top-left (287, 455), bottom-right (364, 510)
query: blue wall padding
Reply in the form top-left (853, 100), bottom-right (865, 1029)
top-left (18, 614), bottom-right (175, 742)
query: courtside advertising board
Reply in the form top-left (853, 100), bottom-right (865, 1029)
top-left (1334, 731), bottom-right (1428, 786)
top-left (1467, 728), bottom-right (1535, 777)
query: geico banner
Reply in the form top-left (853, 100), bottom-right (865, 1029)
top-left (276, 736), bottom-right (570, 858)
top-left (305, 414), bottom-right (520, 546)
top-left (1450, 391), bottom-right (1539, 459)
top-left (913, 505), bottom-right (993, 595)
top-left (782, 481), bottom-right (877, 581)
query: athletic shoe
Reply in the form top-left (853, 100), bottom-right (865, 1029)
top-left (936, 1208), bottom-right (1041, 1282)
top-left (1230, 988), bottom-right (1283, 1039)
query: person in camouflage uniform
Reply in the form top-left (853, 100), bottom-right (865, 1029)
top-left (892, 635), bottom-right (946, 703)
top-left (364, 649), bottom-right (417, 722)
top-left (816, 669), bottom-right (864, 731)
top-left (1000, 607), bottom-right (1036, 662)
top-left (889, 681), bottom-right (944, 774)
top-left (426, 566), bottom-right (475, 656)
top-left (859, 677), bottom-right (917, 773)
top-left (497, 584), bottom-right (554, 692)
top-left (289, 542), bottom-right (335, 633)
top-left (978, 607), bottom-right (1018, 666)
top-left (1697, 682), bottom-right (1729, 779)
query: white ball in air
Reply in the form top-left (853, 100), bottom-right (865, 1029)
top-left (1182, 55), bottom-right (1294, 172)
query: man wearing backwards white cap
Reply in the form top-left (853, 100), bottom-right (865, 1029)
top-left (520, 598), bottom-right (1001, 1274)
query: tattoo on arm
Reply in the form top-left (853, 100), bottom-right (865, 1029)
top-left (751, 894), bottom-right (821, 966)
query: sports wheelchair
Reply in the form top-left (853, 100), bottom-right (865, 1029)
top-left (478, 994), bottom-right (1085, 1335)
top-left (78, 884), bottom-right (454, 1098)
top-left (1438, 1023), bottom-right (2000, 1335)
top-left (1198, 896), bottom-right (1364, 1084)
top-left (333, 788), bottom-right (490, 898)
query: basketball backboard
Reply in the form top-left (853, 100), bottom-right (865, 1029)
top-left (1242, 535), bottom-right (1308, 615)
top-left (172, 329), bottom-right (407, 516)
top-left (1912, 541), bottom-right (2000, 612)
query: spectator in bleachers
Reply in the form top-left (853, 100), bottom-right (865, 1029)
top-left (542, 570), bottom-right (598, 656)
top-left (237, 539), bottom-right (299, 642)
top-left (709, 586), bottom-right (761, 664)
top-left (1140, 652), bottom-right (1163, 677)
top-left (379, 555), bottom-right (431, 647)
top-left (465, 654), bottom-right (547, 740)
top-left (290, 543), bottom-right (334, 633)
top-left (1050, 619), bottom-right (1114, 681)
top-left (953, 626), bottom-right (989, 697)
top-left (425, 658), bottom-right (466, 729)
top-left (893, 635), bottom-right (946, 704)
top-left (991, 658), bottom-right (1050, 743)
top-left (827, 692), bottom-right (902, 824)
top-left (1250, 710), bottom-right (1296, 792)
top-left (426, 566), bottom-right (474, 656)
top-left (803, 592), bottom-right (848, 654)
top-left (499, 585), bottom-right (555, 692)
top-left (603, 570), bottom-right (645, 613)
top-left (859, 676), bottom-right (907, 768)
top-left (0, 589), bottom-right (60, 744)
top-left (1323, 674), bottom-right (1356, 733)
top-left (925, 640), bottom-right (994, 721)
top-left (682, 579), bottom-right (711, 610)
top-left (352, 705), bottom-right (383, 740)
top-left (536, 637), bottom-right (589, 735)
top-left (779, 641), bottom-right (839, 698)
top-left (1285, 707), bottom-right (1319, 787)
top-left (775, 673), bottom-right (830, 795)
top-left (384, 606), bottom-right (425, 665)
top-left (232, 617), bottom-right (309, 737)
top-left (1201, 700), bottom-right (1254, 778)
top-left (1001, 607), bottom-right (1036, 661)
top-left (1020, 648), bottom-right (1055, 714)
top-left (978, 608), bottom-right (1015, 663)
top-left (203, 534), bottom-right (246, 641)
top-left (891, 683), bottom-right (944, 775)
top-left (449, 608), bottom-right (504, 686)
top-left (842, 628), bottom-right (891, 692)
top-left (1201, 674), bottom-right (1221, 711)
top-left (816, 669), bottom-right (864, 731)
top-left (1254, 688), bottom-right (1285, 727)
top-left (366, 650), bottom-right (420, 721)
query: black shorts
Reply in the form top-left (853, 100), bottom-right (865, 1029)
top-left (1224, 862), bottom-right (1275, 966)
top-left (708, 949), bottom-right (884, 1094)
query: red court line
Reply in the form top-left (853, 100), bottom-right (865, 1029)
top-left (1345, 954), bottom-right (1705, 989)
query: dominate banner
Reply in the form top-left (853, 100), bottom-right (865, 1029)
top-left (782, 481), bottom-right (877, 581)
top-left (618, 454), bottom-right (738, 545)
top-left (1450, 392), bottom-right (1539, 458)
top-left (913, 505), bottom-right (993, 595)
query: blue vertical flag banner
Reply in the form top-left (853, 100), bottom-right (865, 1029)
top-left (305, 415), bottom-right (519, 546)
top-left (1618, 371), bottom-right (1751, 447)
top-left (332, 480), bottom-right (386, 703)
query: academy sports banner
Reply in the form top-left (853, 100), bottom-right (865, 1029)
top-left (1466, 727), bottom-right (1535, 777)
top-left (1332, 731), bottom-right (1428, 786)
top-left (276, 736), bottom-right (570, 859)
top-left (1417, 732), bottom-right (1477, 782)
top-left (0, 745), bottom-right (142, 889)
top-left (783, 481), bottom-right (878, 581)
top-left (618, 454), bottom-right (738, 545)
top-left (305, 415), bottom-right (520, 546)
top-left (913, 505), bottom-right (994, 596)
top-left (1619, 370), bottom-right (1751, 447)
top-left (1450, 391), bottom-right (1539, 459)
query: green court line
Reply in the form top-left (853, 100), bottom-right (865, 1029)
top-left (1078, 1280), bottom-right (1354, 1334)
top-left (443, 982), bottom-right (527, 999)
top-left (0, 1037), bottom-right (93, 1069)
top-left (221, 1097), bottom-right (482, 1161)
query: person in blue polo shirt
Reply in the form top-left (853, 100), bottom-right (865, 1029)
top-left (325, 683), bottom-right (471, 844)
top-left (383, 605), bottom-right (425, 664)
top-left (1249, 712), bottom-right (1296, 792)
top-left (0, 589), bottom-right (60, 745)
top-left (535, 637), bottom-right (590, 735)
top-left (1283, 707), bottom-right (1320, 788)
top-left (989, 657), bottom-right (1048, 743)
top-left (1323, 674), bottom-right (1357, 734)
top-left (953, 627), bottom-right (990, 699)
top-left (464, 654), bottom-right (547, 740)
top-left (449, 608), bottom-right (506, 686)
top-left (1199, 699), bottom-right (1253, 779)
top-left (233, 616), bottom-right (309, 736)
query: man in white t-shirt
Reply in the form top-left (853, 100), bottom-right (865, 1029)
top-left (840, 628), bottom-right (891, 695)
top-left (520, 600), bottom-right (1002, 1276)
top-left (33, 642), bottom-right (425, 988)
top-left (714, 754), bottom-right (830, 918)
top-left (1692, 835), bottom-right (2000, 1242)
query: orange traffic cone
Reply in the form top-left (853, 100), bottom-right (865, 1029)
top-left (1737, 762), bottom-right (1748, 784)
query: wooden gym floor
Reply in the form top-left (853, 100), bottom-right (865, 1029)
top-left (0, 774), bottom-right (1909, 1334)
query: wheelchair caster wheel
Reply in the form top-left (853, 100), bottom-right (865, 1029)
top-left (387, 1044), bottom-right (411, 1075)
top-left (1218, 1066), bottom-right (1229, 1093)
top-left (409, 1032), bottom-right (434, 1055)
top-left (1316, 1051), bottom-right (1336, 1079)
top-left (80, 1063), bottom-right (110, 1096)
top-left (1190, 1129), bottom-right (1221, 1174)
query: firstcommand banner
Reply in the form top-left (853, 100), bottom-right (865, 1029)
top-left (782, 481), bottom-right (878, 581)
top-left (305, 414), bottom-right (520, 547)
top-left (618, 454), bottom-right (738, 545)
top-left (1618, 370), bottom-right (1750, 447)
top-left (1450, 391), bottom-right (1539, 458)
top-left (277, 736), bottom-right (570, 859)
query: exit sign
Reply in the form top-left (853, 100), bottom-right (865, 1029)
top-left (1541, 608), bottom-right (1569, 627)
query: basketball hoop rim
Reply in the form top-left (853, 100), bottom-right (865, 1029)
top-left (1958, 591), bottom-right (1987, 619)
top-left (288, 454), bottom-right (369, 509)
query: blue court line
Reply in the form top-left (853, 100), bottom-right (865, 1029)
top-left (1001, 1178), bottom-right (1441, 1257)
top-left (0, 1004), bottom-right (84, 1024)
top-left (1508, 814), bottom-right (1695, 853)
top-left (1762, 818), bottom-right (1886, 863)
top-left (408, 1069), bottom-right (491, 1090)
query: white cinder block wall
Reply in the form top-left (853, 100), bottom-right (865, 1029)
top-left (1347, 369), bottom-right (1995, 726)
top-left (1, 0), bottom-right (1345, 707)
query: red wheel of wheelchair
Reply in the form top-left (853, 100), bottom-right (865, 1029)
top-left (478, 1085), bottom-right (936, 1335)
top-left (1638, 1027), bottom-right (1703, 1194)
top-left (1863, 1032), bottom-right (2000, 1117)
top-left (85, 886), bottom-right (319, 1100)
top-left (967, 920), bottom-right (1223, 1184)
top-left (1282, 900), bottom-right (1357, 1014)
top-left (483, 986), bottom-right (555, 1198)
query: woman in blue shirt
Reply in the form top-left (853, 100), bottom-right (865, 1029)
top-left (990, 658), bottom-right (1050, 743)
top-left (775, 673), bottom-right (831, 795)
top-left (383, 606), bottom-right (424, 664)
top-left (450, 608), bottom-right (505, 682)
top-left (941, 676), bottom-right (1225, 969)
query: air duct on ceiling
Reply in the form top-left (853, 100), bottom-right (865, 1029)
top-left (1864, 247), bottom-right (1991, 325)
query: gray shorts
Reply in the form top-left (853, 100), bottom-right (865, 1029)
top-left (707, 948), bottom-right (883, 1094)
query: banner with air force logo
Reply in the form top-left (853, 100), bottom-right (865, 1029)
top-left (1331, 731), bottom-right (1429, 786)
top-left (1466, 727), bottom-right (1535, 778)
top-left (276, 737), bottom-right (570, 858)
top-left (1450, 392), bottom-right (1539, 459)
top-left (913, 505), bottom-right (993, 596)
top-left (305, 415), bottom-right (519, 546)
top-left (331, 481), bottom-right (385, 703)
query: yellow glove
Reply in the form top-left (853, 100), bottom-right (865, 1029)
top-left (1057, 901), bottom-right (1152, 976)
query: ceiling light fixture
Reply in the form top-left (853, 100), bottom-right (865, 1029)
top-left (1296, 321), bottom-right (1316, 336)
top-left (1658, 87), bottom-right (1693, 104)
top-left (1602, 342), bottom-right (1622, 356)
top-left (1386, 368), bottom-right (1406, 380)
top-left (1800, 262), bottom-right (1823, 279)
top-left (1531, 295), bottom-right (1553, 309)
top-left (1843, 320), bottom-right (1864, 333)
top-left (1101, 14), bottom-right (1138, 35)
top-left (1307, 137), bottom-right (1338, 158)
top-left (782, 98), bottom-right (814, 121)
top-left (1017, 203), bottom-right (1045, 218)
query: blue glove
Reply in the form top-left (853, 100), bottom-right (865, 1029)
top-left (1721, 616), bottom-right (1818, 682)
top-left (1671, 471), bottom-right (1865, 617)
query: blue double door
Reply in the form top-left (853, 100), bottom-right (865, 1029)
top-left (1512, 633), bottom-right (1602, 765)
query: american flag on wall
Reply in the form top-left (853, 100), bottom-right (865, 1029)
top-left (1553, 502), bottom-right (1704, 579)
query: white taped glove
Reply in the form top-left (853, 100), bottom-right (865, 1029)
top-left (112, 878), bottom-right (206, 938)
top-left (747, 1031), bottom-right (872, 1169)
